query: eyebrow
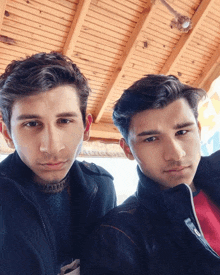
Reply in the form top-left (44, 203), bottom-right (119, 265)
top-left (137, 121), bottom-right (195, 137)
top-left (137, 130), bottom-right (160, 137)
top-left (173, 122), bottom-right (195, 130)
top-left (16, 112), bottom-right (78, 121)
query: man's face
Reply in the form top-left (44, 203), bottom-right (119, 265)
top-left (121, 98), bottom-right (201, 190)
top-left (4, 85), bottom-right (90, 185)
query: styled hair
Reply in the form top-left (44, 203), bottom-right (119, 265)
top-left (0, 51), bottom-right (90, 131)
top-left (113, 74), bottom-right (206, 142)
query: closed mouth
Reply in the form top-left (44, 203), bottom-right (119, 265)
top-left (40, 161), bottom-right (67, 170)
top-left (164, 166), bottom-right (188, 173)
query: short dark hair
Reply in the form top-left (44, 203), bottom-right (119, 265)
top-left (113, 74), bottom-right (206, 142)
top-left (0, 51), bottom-right (90, 131)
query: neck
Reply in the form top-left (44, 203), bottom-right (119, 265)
top-left (34, 175), bottom-right (70, 194)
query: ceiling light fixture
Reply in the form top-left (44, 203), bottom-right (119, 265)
top-left (160, 0), bottom-right (192, 33)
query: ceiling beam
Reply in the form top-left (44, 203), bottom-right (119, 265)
top-left (0, 0), bottom-right (7, 31)
top-left (90, 123), bottom-right (122, 140)
top-left (94, 1), bottom-right (156, 123)
top-left (160, 0), bottom-right (216, 75)
top-left (194, 44), bottom-right (220, 92)
top-left (63, 0), bottom-right (91, 57)
top-left (200, 64), bottom-right (220, 93)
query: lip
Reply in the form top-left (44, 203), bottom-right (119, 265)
top-left (164, 166), bottom-right (189, 173)
top-left (40, 161), bottom-right (67, 171)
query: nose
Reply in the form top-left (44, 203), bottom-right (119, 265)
top-left (163, 139), bottom-right (186, 162)
top-left (39, 126), bottom-right (65, 155)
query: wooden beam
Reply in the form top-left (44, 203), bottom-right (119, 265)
top-left (90, 123), bottom-right (122, 140)
top-left (194, 44), bottom-right (220, 92)
top-left (94, 2), bottom-right (156, 123)
top-left (200, 64), bottom-right (220, 93)
top-left (0, 0), bottom-right (7, 31)
top-left (160, 0), bottom-right (216, 75)
top-left (63, 0), bottom-right (91, 57)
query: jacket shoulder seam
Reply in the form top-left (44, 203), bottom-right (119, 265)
top-left (100, 224), bottom-right (138, 247)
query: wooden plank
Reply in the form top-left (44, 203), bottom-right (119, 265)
top-left (89, 3), bottom-right (136, 28)
top-left (90, 0), bottom-right (140, 21)
top-left (137, 36), bottom-right (174, 50)
top-left (94, 2), bottom-right (169, 122)
top-left (132, 51), bottom-right (167, 64)
top-left (77, 39), bottom-right (122, 58)
top-left (31, 0), bottom-right (77, 15)
top-left (81, 27), bottom-right (127, 47)
top-left (144, 25), bottom-right (179, 44)
top-left (6, 5), bottom-right (70, 32)
top-left (78, 34), bottom-right (124, 54)
top-left (180, 48), bottom-right (210, 61)
top-left (0, 43), bottom-right (40, 57)
top-left (189, 39), bottom-right (216, 52)
top-left (76, 64), bottom-right (114, 78)
top-left (160, 0), bottom-right (216, 75)
top-left (3, 18), bottom-right (66, 42)
top-left (186, 45), bottom-right (213, 58)
top-left (100, 0), bottom-right (143, 17)
top-left (2, 24), bottom-right (64, 47)
top-left (0, 31), bottom-right (60, 54)
top-left (72, 49), bottom-right (118, 66)
top-left (0, 29), bottom-right (63, 50)
top-left (176, 59), bottom-right (205, 69)
top-left (85, 14), bottom-right (133, 36)
top-left (3, 11), bottom-right (67, 37)
top-left (63, 0), bottom-right (91, 57)
top-left (72, 56), bottom-right (114, 71)
top-left (73, 50), bottom-right (117, 67)
top-left (200, 22), bottom-right (220, 37)
top-left (135, 44), bottom-right (170, 56)
top-left (47, 0), bottom-right (77, 10)
top-left (0, 0), bottom-right (7, 31)
top-left (83, 20), bottom-right (129, 41)
top-left (193, 32), bottom-right (220, 48)
top-left (194, 44), bottom-right (220, 90)
top-left (7, 0), bottom-right (73, 26)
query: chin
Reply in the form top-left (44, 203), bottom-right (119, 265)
top-left (34, 174), bottom-right (66, 185)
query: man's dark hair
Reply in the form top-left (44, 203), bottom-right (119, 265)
top-left (113, 74), bottom-right (206, 142)
top-left (0, 51), bottom-right (90, 131)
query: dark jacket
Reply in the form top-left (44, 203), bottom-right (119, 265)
top-left (0, 152), bottom-right (116, 275)
top-left (81, 151), bottom-right (220, 275)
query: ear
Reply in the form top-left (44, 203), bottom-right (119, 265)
top-left (83, 114), bottom-right (93, 141)
top-left (119, 138), bottom-right (134, 160)
top-left (0, 121), bottom-right (15, 149)
top-left (197, 121), bottom-right (202, 138)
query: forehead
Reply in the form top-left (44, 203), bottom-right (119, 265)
top-left (11, 85), bottom-right (81, 119)
top-left (128, 98), bottom-right (196, 136)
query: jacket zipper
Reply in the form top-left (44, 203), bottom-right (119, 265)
top-left (186, 184), bottom-right (219, 257)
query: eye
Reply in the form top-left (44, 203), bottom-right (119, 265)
top-left (145, 136), bottom-right (157, 142)
top-left (24, 121), bottom-right (40, 127)
top-left (57, 118), bottom-right (72, 124)
top-left (176, 130), bottom-right (187, 136)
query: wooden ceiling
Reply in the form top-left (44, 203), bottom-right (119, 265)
top-left (0, 0), bottom-right (220, 145)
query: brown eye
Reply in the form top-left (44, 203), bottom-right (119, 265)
top-left (25, 121), bottom-right (39, 127)
top-left (176, 130), bottom-right (187, 136)
top-left (58, 118), bottom-right (71, 124)
top-left (145, 136), bottom-right (157, 142)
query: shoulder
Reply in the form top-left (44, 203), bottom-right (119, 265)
top-left (71, 160), bottom-right (117, 213)
top-left (85, 195), bottom-right (147, 252)
top-left (99, 195), bottom-right (142, 230)
top-left (75, 160), bottom-right (114, 179)
top-left (196, 150), bottom-right (220, 180)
